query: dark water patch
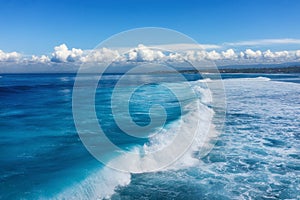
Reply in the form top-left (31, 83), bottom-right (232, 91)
top-left (288, 153), bottom-right (300, 159)
top-left (229, 112), bottom-right (259, 119)
top-left (263, 138), bottom-right (285, 147)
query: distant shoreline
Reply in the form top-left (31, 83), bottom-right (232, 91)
top-left (218, 66), bottom-right (300, 73)
top-left (177, 66), bottom-right (300, 74)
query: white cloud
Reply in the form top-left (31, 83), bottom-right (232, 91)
top-left (180, 50), bottom-right (221, 61)
top-left (149, 43), bottom-right (221, 51)
top-left (225, 38), bottom-right (300, 47)
top-left (80, 48), bottom-right (120, 63)
top-left (205, 50), bottom-right (221, 60)
top-left (244, 49), bottom-right (262, 59)
top-left (51, 44), bottom-right (69, 62)
top-left (68, 48), bottom-right (83, 62)
top-left (193, 51), bottom-right (206, 61)
top-left (0, 50), bottom-right (22, 62)
top-left (239, 52), bottom-right (245, 58)
top-left (31, 55), bottom-right (50, 63)
top-left (51, 44), bottom-right (83, 63)
top-left (263, 49), bottom-right (275, 59)
top-left (167, 52), bottom-right (184, 62)
top-left (221, 49), bottom-right (237, 59)
top-left (184, 50), bottom-right (197, 61)
top-left (125, 44), bottom-right (165, 62)
top-left (296, 50), bottom-right (300, 58)
top-left (263, 50), bottom-right (290, 59)
top-left (1, 42), bottom-right (300, 71)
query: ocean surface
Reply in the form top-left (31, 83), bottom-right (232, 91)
top-left (0, 73), bottom-right (299, 199)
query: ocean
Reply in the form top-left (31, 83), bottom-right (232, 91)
top-left (0, 73), bottom-right (299, 199)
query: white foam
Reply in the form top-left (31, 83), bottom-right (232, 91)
top-left (225, 76), bottom-right (271, 82)
top-left (198, 78), bottom-right (212, 83)
top-left (51, 167), bottom-right (131, 200)
top-left (193, 85), bottom-right (213, 104)
top-left (164, 101), bottom-right (218, 170)
top-left (59, 77), bottom-right (70, 82)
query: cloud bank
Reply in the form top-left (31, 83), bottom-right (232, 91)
top-left (0, 41), bottom-right (300, 72)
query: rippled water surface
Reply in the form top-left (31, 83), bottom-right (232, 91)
top-left (0, 73), bottom-right (299, 199)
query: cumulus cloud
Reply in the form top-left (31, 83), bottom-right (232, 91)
top-left (243, 49), bottom-right (262, 59)
top-left (263, 50), bottom-right (290, 59)
top-left (0, 50), bottom-right (22, 62)
top-left (80, 48), bottom-right (120, 63)
top-left (179, 49), bottom-right (238, 61)
top-left (125, 44), bottom-right (165, 62)
top-left (51, 44), bottom-right (83, 63)
top-left (178, 48), bottom-right (300, 64)
top-left (221, 49), bottom-right (238, 59)
top-left (31, 55), bottom-right (50, 63)
top-left (296, 50), bottom-right (300, 58)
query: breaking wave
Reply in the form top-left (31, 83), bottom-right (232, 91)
top-left (53, 80), bottom-right (219, 200)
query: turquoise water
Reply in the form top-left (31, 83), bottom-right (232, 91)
top-left (0, 73), bottom-right (299, 199)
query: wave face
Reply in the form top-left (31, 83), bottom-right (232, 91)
top-left (0, 73), bottom-right (299, 199)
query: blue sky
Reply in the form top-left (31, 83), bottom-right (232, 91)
top-left (1, 0), bottom-right (300, 55)
top-left (0, 0), bottom-right (300, 73)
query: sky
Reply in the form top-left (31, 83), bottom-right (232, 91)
top-left (0, 0), bottom-right (300, 72)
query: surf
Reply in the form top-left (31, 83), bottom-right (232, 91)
top-left (52, 79), bottom-right (220, 200)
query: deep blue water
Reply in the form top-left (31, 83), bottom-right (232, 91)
top-left (0, 73), bottom-right (299, 199)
